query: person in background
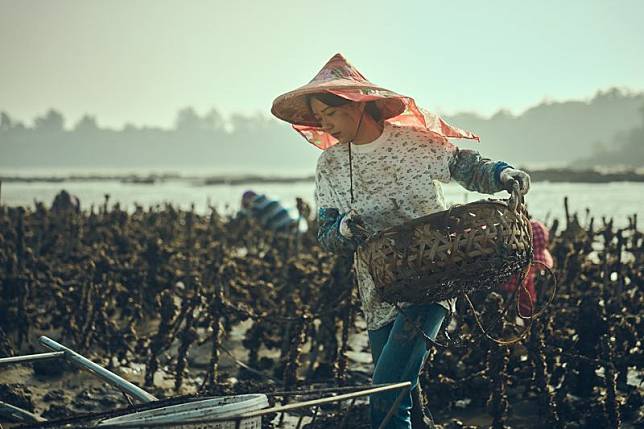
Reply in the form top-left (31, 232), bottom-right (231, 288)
top-left (240, 190), bottom-right (297, 232)
top-left (500, 219), bottom-right (554, 317)
top-left (51, 190), bottom-right (81, 215)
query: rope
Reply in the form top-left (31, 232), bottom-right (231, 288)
top-left (463, 292), bottom-right (532, 346)
top-left (463, 259), bottom-right (558, 346)
top-left (389, 248), bottom-right (558, 349)
top-left (517, 261), bottom-right (558, 320)
top-left (348, 107), bottom-right (367, 206)
top-left (349, 143), bottom-right (354, 205)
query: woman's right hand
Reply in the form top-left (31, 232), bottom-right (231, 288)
top-left (339, 209), bottom-right (369, 242)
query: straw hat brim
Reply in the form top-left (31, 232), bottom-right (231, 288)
top-left (271, 82), bottom-right (407, 127)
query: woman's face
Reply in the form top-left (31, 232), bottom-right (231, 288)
top-left (310, 98), bottom-right (363, 143)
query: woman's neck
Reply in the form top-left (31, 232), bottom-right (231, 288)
top-left (352, 116), bottom-right (384, 145)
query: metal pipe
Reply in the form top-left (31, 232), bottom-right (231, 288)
top-left (0, 401), bottom-right (46, 423)
top-left (0, 351), bottom-right (64, 367)
top-left (38, 336), bottom-right (157, 403)
top-left (98, 381), bottom-right (412, 428)
top-left (267, 382), bottom-right (407, 397)
top-left (240, 381), bottom-right (411, 419)
top-left (339, 397), bottom-right (357, 429)
top-left (377, 384), bottom-right (410, 429)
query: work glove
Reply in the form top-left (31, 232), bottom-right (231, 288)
top-left (339, 209), bottom-right (369, 243)
top-left (500, 168), bottom-right (531, 195)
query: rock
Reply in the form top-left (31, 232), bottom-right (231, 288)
top-left (75, 389), bottom-right (96, 402)
top-left (32, 358), bottom-right (69, 377)
top-left (453, 398), bottom-right (472, 409)
top-left (43, 389), bottom-right (66, 402)
top-left (0, 384), bottom-right (34, 412)
top-left (310, 361), bottom-right (335, 381)
top-left (42, 404), bottom-right (75, 420)
top-left (444, 418), bottom-right (464, 429)
top-left (98, 393), bottom-right (124, 408)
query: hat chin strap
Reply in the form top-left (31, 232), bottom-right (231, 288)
top-left (348, 105), bottom-right (367, 206)
top-left (349, 104), bottom-right (367, 145)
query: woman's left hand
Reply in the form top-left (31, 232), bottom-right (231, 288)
top-left (500, 168), bottom-right (531, 195)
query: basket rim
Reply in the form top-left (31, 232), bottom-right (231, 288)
top-left (362, 198), bottom-right (517, 241)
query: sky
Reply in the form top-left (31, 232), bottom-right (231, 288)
top-left (1, 0), bottom-right (643, 129)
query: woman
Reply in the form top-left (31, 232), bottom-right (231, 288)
top-left (271, 53), bottom-right (530, 429)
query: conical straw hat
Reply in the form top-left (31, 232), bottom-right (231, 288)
top-left (271, 53), bottom-right (479, 150)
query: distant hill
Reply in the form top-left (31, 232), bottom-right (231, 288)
top-left (575, 104), bottom-right (644, 169)
top-left (1, 88), bottom-right (643, 172)
top-left (0, 109), bottom-right (321, 173)
top-left (442, 88), bottom-right (644, 168)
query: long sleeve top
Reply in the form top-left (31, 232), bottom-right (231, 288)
top-left (314, 122), bottom-right (511, 330)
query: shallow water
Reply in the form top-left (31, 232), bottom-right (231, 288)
top-left (1, 178), bottom-right (642, 227)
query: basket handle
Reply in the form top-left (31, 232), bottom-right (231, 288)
top-left (505, 178), bottom-right (524, 211)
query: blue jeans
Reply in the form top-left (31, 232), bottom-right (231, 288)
top-left (368, 303), bottom-right (447, 429)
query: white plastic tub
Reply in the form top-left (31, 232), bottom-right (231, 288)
top-left (98, 394), bottom-right (269, 429)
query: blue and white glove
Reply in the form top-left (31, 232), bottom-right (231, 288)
top-left (500, 168), bottom-right (531, 195)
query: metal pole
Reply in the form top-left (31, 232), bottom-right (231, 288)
top-left (240, 381), bottom-right (412, 419)
top-left (377, 384), bottom-right (410, 429)
top-left (0, 351), bottom-right (65, 367)
top-left (338, 397), bottom-right (357, 429)
top-left (39, 336), bottom-right (157, 403)
top-left (98, 382), bottom-right (412, 428)
top-left (0, 401), bottom-right (46, 423)
top-left (268, 382), bottom-right (408, 398)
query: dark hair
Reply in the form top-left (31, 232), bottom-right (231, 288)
top-left (307, 93), bottom-right (382, 122)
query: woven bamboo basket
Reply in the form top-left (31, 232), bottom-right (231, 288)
top-left (359, 192), bottom-right (533, 304)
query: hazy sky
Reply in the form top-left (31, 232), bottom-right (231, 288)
top-left (1, 0), bottom-right (643, 129)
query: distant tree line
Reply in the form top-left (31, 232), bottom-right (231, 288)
top-left (0, 107), bottom-right (319, 170)
top-left (576, 104), bottom-right (644, 168)
top-left (1, 88), bottom-right (643, 170)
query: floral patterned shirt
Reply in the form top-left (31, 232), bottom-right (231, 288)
top-left (315, 122), bottom-right (511, 330)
